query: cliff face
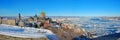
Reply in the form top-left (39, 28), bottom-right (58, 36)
top-left (47, 27), bottom-right (86, 40)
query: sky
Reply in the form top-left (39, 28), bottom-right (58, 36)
top-left (0, 0), bottom-right (120, 16)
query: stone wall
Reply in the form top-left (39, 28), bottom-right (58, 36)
top-left (7, 20), bottom-right (16, 26)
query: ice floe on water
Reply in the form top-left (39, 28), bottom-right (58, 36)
top-left (80, 17), bottom-right (120, 38)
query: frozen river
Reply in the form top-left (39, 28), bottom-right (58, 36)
top-left (79, 17), bottom-right (120, 38)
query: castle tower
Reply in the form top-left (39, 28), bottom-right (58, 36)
top-left (40, 11), bottom-right (46, 19)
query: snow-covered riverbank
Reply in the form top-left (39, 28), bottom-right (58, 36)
top-left (0, 24), bottom-right (59, 40)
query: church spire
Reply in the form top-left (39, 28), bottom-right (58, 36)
top-left (34, 14), bottom-right (38, 18)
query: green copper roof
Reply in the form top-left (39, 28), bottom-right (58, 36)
top-left (41, 10), bottom-right (45, 14)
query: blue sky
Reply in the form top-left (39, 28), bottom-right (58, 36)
top-left (0, 0), bottom-right (120, 16)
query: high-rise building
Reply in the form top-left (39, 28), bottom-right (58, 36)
top-left (18, 13), bottom-right (21, 20)
top-left (15, 13), bottom-right (22, 26)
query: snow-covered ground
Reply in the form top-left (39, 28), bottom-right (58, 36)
top-left (0, 24), bottom-right (56, 38)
